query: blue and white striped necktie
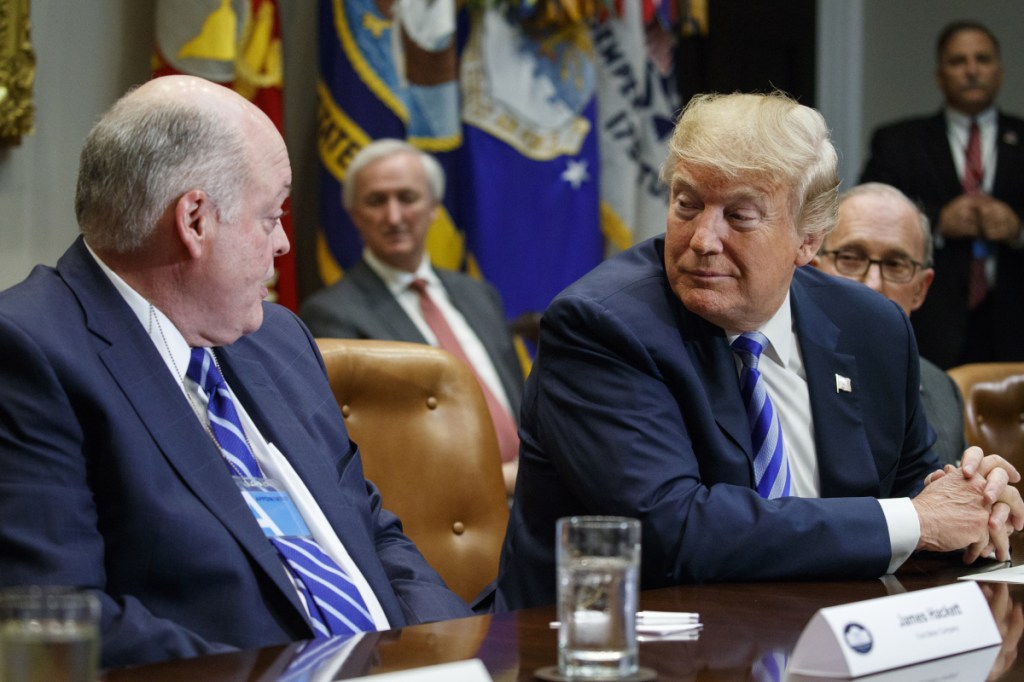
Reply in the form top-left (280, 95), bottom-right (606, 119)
top-left (731, 333), bottom-right (791, 499)
top-left (186, 347), bottom-right (375, 637)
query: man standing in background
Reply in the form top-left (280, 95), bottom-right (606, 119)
top-left (861, 20), bottom-right (1024, 368)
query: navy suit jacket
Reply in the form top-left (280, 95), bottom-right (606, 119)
top-left (495, 238), bottom-right (940, 610)
top-left (0, 238), bottom-right (470, 667)
top-left (861, 110), bottom-right (1024, 368)
top-left (300, 258), bottom-right (523, 416)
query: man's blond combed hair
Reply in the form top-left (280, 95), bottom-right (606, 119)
top-left (660, 91), bottom-right (839, 239)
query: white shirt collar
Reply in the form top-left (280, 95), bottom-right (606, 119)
top-left (361, 248), bottom-right (437, 296)
top-left (84, 241), bottom-right (192, 381)
top-left (725, 291), bottom-right (793, 369)
top-left (945, 105), bottom-right (997, 129)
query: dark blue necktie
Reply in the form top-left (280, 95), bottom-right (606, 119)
top-left (731, 333), bottom-right (791, 499)
top-left (186, 347), bottom-right (375, 636)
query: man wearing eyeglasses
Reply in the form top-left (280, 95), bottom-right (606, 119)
top-left (814, 183), bottom-right (966, 466)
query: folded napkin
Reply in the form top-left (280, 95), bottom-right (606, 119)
top-left (550, 610), bottom-right (703, 641)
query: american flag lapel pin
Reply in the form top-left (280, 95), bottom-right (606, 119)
top-left (835, 374), bottom-right (852, 393)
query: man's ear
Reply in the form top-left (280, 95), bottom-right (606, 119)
top-left (910, 268), bottom-right (936, 313)
top-left (796, 231), bottom-right (826, 267)
top-left (175, 190), bottom-right (212, 259)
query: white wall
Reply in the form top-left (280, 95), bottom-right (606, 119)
top-left (0, 1), bottom-right (154, 290)
top-left (0, 0), bottom-right (321, 294)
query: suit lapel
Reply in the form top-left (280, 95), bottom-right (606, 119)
top-left (59, 240), bottom-right (309, 625)
top-left (994, 113), bottom-right (1024, 197)
top-left (351, 261), bottom-right (427, 343)
top-left (790, 273), bottom-right (878, 496)
top-left (680, 309), bottom-right (751, 458)
top-left (924, 111), bottom-right (964, 195)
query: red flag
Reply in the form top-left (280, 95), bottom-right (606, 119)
top-left (153, 0), bottom-right (297, 311)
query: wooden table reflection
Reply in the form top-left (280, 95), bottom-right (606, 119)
top-left (101, 555), bottom-right (1024, 681)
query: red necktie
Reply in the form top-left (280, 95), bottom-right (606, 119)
top-left (409, 279), bottom-right (520, 464)
top-left (963, 120), bottom-right (987, 310)
top-left (962, 120), bottom-right (983, 194)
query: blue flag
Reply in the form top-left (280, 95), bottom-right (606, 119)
top-left (316, 0), bottom-right (465, 284)
top-left (317, 1), bottom-right (603, 320)
top-left (457, 9), bottom-right (603, 318)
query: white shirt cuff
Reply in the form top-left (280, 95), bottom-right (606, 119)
top-left (879, 497), bottom-right (920, 574)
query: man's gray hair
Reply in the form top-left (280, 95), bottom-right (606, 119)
top-left (661, 91), bottom-right (840, 239)
top-left (75, 91), bottom-right (250, 253)
top-left (837, 182), bottom-right (933, 265)
top-left (342, 138), bottom-right (445, 212)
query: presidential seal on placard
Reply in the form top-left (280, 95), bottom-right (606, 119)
top-left (843, 622), bottom-right (874, 654)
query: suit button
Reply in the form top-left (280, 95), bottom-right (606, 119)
top-left (452, 521), bottom-right (465, 535)
top-left (426, 396), bottom-right (438, 410)
top-left (341, 404), bottom-right (351, 418)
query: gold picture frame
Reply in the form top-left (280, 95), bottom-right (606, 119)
top-left (0, 0), bottom-right (33, 145)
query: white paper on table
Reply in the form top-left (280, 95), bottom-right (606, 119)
top-left (958, 563), bottom-right (1024, 584)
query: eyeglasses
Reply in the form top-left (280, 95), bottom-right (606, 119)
top-left (822, 249), bottom-right (928, 284)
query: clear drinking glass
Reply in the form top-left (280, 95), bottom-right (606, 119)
top-left (557, 516), bottom-right (641, 678)
top-left (0, 586), bottom-right (100, 682)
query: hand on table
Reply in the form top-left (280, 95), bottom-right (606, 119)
top-left (919, 447), bottom-right (1024, 562)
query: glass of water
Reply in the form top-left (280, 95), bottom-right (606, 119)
top-left (0, 586), bottom-right (100, 682)
top-left (557, 516), bottom-right (641, 678)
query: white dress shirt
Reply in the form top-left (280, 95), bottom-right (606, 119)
top-left (86, 244), bottom-right (390, 630)
top-left (945, 106), bottom-right (997, 194)
top-left (945, 106), bottom-right (1002, 282)
top-left (362, 248), bottom-right (513, 413)
top-left (726, 292), bottom-right (920, 573)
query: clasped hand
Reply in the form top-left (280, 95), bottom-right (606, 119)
top-left (938, 194), bottom-right (1021, 243)
top-left (914, 446), bottom-right (1024, 562)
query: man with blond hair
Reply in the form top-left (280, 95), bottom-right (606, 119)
top-left (496, 92), bottom-right (1023, 610)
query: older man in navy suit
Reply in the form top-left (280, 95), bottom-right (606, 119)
top-left (495, 92), bottom-right (1024, 611)
top-left (862, 21), bottom-right (1024, 368)
top-left (0, 76), bottom-right (469, 668)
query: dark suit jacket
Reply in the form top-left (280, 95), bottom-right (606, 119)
top-left (0, 238), bottom-right (470, 668)
top-left (919, 357), bottom-right (966, 467)
top-left (861, 110), bottom-right (1024, 368)
top-left (300, 259), bottom-right (523, 416)
top-left (495, 238), bottom-right (940, 610)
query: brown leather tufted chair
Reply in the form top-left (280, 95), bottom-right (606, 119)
top-left (947, 363), bottom-right (1024, 470)
top-left (315, 338), bottom-right (509, 605)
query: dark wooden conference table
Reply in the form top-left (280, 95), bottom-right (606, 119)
top-left (100, 551), bottom-right (1024, 682)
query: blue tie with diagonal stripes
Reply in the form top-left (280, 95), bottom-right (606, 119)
top-left (731, 333), bottom-right (791, 499)
top-left (186, 347), bottom-right (375, 637)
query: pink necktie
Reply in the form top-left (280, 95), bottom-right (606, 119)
top-left (409, 279), bottom-right (520, 464)
top-left (963, 120), bottom-right (987, 310)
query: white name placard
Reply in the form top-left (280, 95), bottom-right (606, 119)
top-left (789, 582), bottom-right (1001, 678)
